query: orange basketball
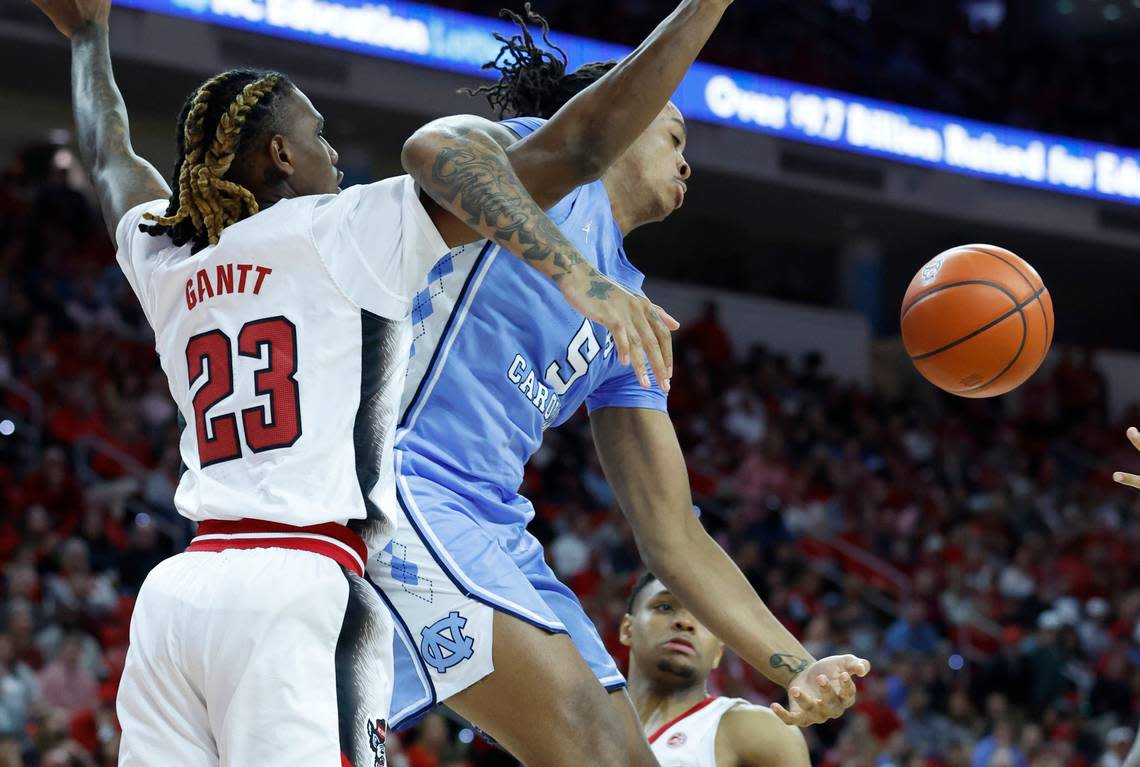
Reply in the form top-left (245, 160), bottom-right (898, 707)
top-left (901, 244), bottom-right (1054, 398)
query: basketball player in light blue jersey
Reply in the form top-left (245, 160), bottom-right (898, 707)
top-left (368, 6), bottom-right (871, 765)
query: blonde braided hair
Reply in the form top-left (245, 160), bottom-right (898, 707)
top-left (142, 70), bottom-right (289, 251)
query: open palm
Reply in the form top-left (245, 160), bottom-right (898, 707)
top-left (771, 654), bottom-right (872, 727)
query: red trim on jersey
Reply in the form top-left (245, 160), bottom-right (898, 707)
top-left (340, 754), bottom-right (353, 767)
top-left (188, 519), bottom-right (367, 576)
top-left (648, 696), bottom-right (719, 744)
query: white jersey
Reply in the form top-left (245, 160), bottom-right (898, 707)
top-left (114, 175), bottom-right (448, 535)
top-left (648, 696), bottom-right (751, 767)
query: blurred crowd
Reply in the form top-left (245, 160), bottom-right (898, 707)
top-left (436, 0), bottom-right (1140, 149)
top-left (2, 145), bottom-right (1140, 767)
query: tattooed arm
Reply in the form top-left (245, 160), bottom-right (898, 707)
top-left (33, 0), bottom-right (170, 240)
top-left (591, 406), bottom-right (870, 726)
top-left (402, 124), bottom-right (675, 389)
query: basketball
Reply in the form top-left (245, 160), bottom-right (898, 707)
top-left (901, 244), bottom-right (1054, 398)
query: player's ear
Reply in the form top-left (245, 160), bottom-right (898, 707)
top-left (711, 642), bottom-right (724, 670)
top-left (268, 134), bottom-right (295, 178)
top-left (619, 614), bottom-right (633, 647)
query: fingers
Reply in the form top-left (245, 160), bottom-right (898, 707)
top-left (811, 673), bottom-right (842, 718)
top-left (613, 327), bottom-right (631, 369)
top-left (636, 312), bottom-right (670, 392)
top-left (817, 671), bottom-right (856, 718)
top-left (1128, 426), bottom-right (1140, 452)
top-left (845, 656), bottom-right (872, 676)
top-left (770, 701), bottom-right (798, 726)
top-left (837, 671), bottom-right (857, 706)
top-left (1114, 471), bottom-right (1140, 489)
top-left (627, 333), bottom-right (649, 389)
top-left (647, 305), bottom-right (674, 384)
top-left (782, 686), bottom-right (826, 727)
top-left (653, 304), bottom-right (681, 332)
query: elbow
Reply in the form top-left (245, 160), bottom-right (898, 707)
top-left (402, 123), bottom-right (504, 185)
top-left (642, 544), bottom-right (691, 593)
top-left (400, 129), bottom-right (442, 182)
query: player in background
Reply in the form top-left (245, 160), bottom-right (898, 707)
top-left (622, 573), bottom-right (811, 767)
top-left (30, 0), bottom-right (706, 760)
top-left (372, 6), bottom-right (868, 766)
top-left (1112, 428), bottom-right (1140, 767)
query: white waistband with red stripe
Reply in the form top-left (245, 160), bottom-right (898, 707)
top-left (188, 519), bottom-right (368, 576)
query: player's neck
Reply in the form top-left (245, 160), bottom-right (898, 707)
top-left (600, 172), bottom-right (639, 238)
top-left (628, 666), bottom-right (711, 737)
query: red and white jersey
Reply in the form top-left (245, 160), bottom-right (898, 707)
top-left (648, 696), bottom-right (751, 767)
top-left (114, 175), bottom-right (448, 534)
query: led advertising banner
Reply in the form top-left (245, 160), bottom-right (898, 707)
top-left (114, 0), bottom-right (1140, 205)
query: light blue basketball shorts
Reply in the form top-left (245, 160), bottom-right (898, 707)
top-left (367, 468), bottom-right (625, 730)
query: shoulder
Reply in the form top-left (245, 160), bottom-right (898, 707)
top-left (114, 198), bottom-right (170, 253)
top-left (316, 175), bottom-right (410, 212)
top-left (310, 175), bottom-right (421, 244)
top-left (717, 704), bottom-right (809, 767)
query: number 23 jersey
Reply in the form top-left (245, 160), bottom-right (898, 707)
top-left (114, 175), bottom-right (449, 529)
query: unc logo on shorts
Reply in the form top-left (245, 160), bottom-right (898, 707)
top-left (420, 611), bottom-right (475, 674)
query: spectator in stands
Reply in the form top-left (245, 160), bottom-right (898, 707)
top-left (36, 632), bottom-right (97, 713)
top-left (405, 713), bottom-right (451, 767)
top-left (43, 538), bottom-right (116, 624)
top-left (680, 300), bottom-right (734, 376)
top-left (3, 142), bottom-right (1140, 763)
top-left (0, 633), bottom-right (38, 737)
top-left (884, 600), bottom-right (940, 656)
top-left (1102, 728), bottom-right (1135, 767)
top-left (971, 720), bottom-right (1028, 767)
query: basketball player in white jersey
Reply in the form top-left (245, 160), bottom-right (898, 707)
top-left (31, 0), bottom-right (715, 761)
top-left (622, 573), bottom-right (814, 767)
top-left (1113, 427), bottom-right (1140, 767)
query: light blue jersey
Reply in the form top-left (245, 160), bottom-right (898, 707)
top-left (396, 116), bottom-right (666, 516)
top-left (375, 117), bottom-right (668, 729)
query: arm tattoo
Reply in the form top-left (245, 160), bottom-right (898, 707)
top-left (588, 279), bottom-right (614, 300)
top-left (426, 129), bottom-right (591, 283)
top-left (770, 653), bottom-right (810, 676)
top-left (70, 23), bottom-right (169, 234)
top-left (72, 25), bottom-right (130, 175)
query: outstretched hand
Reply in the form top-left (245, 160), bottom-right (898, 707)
top-left (1113, 427), bottom-right (1140, 489)
top-left (771, 654), bottom-right (871, 727)
top-left (31, 0), bottom-right (110, 37)
top-left (559, 268), bottom-right (678, 391)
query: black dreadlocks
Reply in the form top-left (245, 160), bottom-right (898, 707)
top-left (468, 4), bottom-right (617, 120)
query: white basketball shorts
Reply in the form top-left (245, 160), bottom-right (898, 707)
top-left (117, 520), bottom-right (394, 767)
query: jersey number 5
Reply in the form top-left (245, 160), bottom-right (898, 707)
top-left (186, 316), bottom-right (302, 466)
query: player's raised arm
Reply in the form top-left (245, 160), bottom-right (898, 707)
top-left (402, 124), bottom-right (677, 390)
top-left (590, 405), bottom-right (871, 726)
top-left (33, 0), bottom-right (171, 240)
top-left (506, 0), bottom-right (731, 208)
top-left (419, 0), bottom-right (731, 219)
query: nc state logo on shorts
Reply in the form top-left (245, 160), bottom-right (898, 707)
top-left (667, 732), bottom-right (687, 748)
top-left (367, 719), bottom-right (387, 767)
